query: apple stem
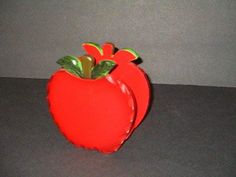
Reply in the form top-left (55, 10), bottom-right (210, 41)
top-left (79, 55), bottom-right (95, 79)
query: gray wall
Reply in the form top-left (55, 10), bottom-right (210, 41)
top-left (0, 0), bottom-right (236, 87)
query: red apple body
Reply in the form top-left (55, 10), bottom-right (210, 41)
top-left (47, 70), bottom-right (136, 153)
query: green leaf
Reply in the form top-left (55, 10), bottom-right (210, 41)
top-left (91, 60), bottom-right (116, 79)
top-left (57, 56), bottom-right (83, 77)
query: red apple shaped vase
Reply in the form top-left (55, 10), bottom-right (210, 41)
top-left (47, 43), bottom-right (150, 153)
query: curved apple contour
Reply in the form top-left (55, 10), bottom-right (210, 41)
top-left (82, 42), bottom-right (150, 129)
top-left (47, 70), bottom-right (136, 153)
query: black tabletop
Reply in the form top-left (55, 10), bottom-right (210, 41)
top-left (0, 77), bottom-right (235, 177)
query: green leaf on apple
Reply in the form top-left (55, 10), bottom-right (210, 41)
top-left (92, 60), bottom-right (116, 79)
top-left (57, 56), bottom-right (83, 77)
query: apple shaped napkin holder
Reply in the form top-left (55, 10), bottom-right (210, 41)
top-left (47, 42), bottom-right (150, 153)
